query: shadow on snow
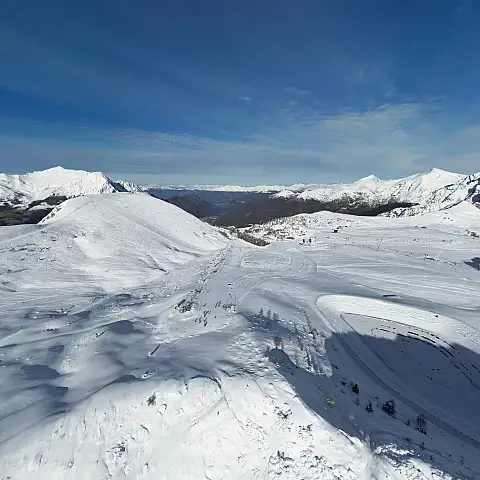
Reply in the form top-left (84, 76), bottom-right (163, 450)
top-left (247, 307), bottom-right (480, 480)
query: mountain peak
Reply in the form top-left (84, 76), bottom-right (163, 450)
top-left (359, 174), bottom-right (380, 181)
top-left (0, 167), bottom-right (143, 206)
top-left (425, 167), bottom-right (458, 177)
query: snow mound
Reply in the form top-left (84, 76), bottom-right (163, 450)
top-left (0, 166), bottom-right (143, 206)
top-left (2, 193), bottom-right (226, 291)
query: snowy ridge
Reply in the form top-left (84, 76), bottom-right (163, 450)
top-left (275, 169), bottom-right (466, 208)
top-left (113, 179), bottom-right (147, 193)
top-left (384, 171), bottom-right (480, 217)
top-left (0, 166), bottom-right (143, 206)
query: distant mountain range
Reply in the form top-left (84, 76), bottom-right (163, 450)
top-left (205, 169), bottom-right (479, 226)
top-left (1, 166), bottom-right (479, 227)
top-left (150, 168), bottom-right (480, 226)
top-left (147, 183), bottom-right (314, 193)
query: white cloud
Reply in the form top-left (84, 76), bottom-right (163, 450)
top-left (1, 102), bottom-right (479, 184)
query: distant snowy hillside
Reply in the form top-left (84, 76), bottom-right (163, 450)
top-left (113, 179), bottom-right (147, 193)
top-left (385, 172), bottom-right (480, 217)
top-left (245, 199), bottom-right (480, 243)
top-left (283, 168), bottom-right (465, 207)
top-left (149, 183), bottom-right (318, 193)
top-left (0, 166), bottom-right (143, 206)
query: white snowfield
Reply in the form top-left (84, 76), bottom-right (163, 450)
top-left (1, 192), bottom-right (480, 479)
top-left (0, 166), bottom-right (142, 206)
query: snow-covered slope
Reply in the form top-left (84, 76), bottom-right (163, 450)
top-left (1, 186), bottom-right (480, 479)
top-left (8, 192), bottom-right (227, 291)
top-left (245, 198), bottom-right (480, 243)
top-left (280, 169), bottom-right (465, 207)
top-left (113, 179), bottom-right (147, 193)
top-left (385, 172), bottom-right (480, 217)
top-left (0, 166), bottom-right (143, 206)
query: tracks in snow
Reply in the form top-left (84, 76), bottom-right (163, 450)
top-left (317, 294), bottom-right (480, 450)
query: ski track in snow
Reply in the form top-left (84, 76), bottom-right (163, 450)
top-left (0, 194), bottom-right (479, 479)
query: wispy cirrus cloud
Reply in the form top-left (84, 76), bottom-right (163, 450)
top-left (284, 87), bottom-right (310, 96)
top-left (1, 102), bottom-right (478, 185)
top-left (2, 1), bottom-right (480, 184)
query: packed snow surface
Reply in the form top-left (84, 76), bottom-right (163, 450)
top-left (1, 193), bottom-right (480, 479)
top-left (0, 166), bottom-right (142, 206)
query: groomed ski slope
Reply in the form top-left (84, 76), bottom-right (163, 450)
top-left (0, 194), bottom-right (479, 479)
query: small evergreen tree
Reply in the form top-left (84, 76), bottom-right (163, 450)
top-left (415, 414), bottom-right (427, 434)
top-left (382, 399), bottom-right (396, 417)
top-left (365, 401), bottom-right (373, 413)
top-left (352, 383), bottom-right (359, 394)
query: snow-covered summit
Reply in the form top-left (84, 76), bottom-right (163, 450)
top-left (0, 166), bottom-right (143, 206)
top-left (384, 171), bottom-right (480, 217)
top-left (291, 168), bottom-right (465, 206)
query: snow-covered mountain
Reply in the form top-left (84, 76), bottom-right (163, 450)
top-left (113, 179), bottom-right (147, 193)
top-left (385, 171), bottom-right (480, 217)
top-left (153, 169), bottom-right (478, 227)
top-left (0, 166), bottom-right (143, 207)
top-left (276, 168), bottom-right (466, 207)
top-left (153, 169), bottom-right (468, 205)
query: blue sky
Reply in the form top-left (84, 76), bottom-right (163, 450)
top-left (1, 0), bottom-right (479, 185)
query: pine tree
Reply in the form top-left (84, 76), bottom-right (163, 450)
top-left (382, 399), bottom-right (396, 417)
top-left (415, 414), bottom-right (427, 434)
top-left (365, 401), bottom-right (373, 413)
top-left (352, 383), bottom-right (359, 394)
